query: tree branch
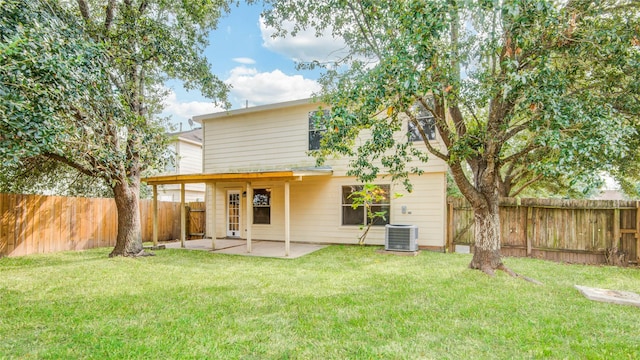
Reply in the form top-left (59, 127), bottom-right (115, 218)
top-left (418, 96), bottom-right (452, 149)
top-left (405, 111), bottom-right (449, 162)
top-left (76, 0), bottom-right (91, 21)
top-left (105, 0), bottom-right (116, 31)
top-left (510, 174), bottom-right (543, 197)
top-left (450, 161), bottom-right (484, 209)
top-left (449, 103), bottom-right (467, 138)
top-left (501, 121), bottom-right (532, 143)
top-left (139, 0), bottom-right (149, 14)
top-left (499, 142), bottom-right (541, 167)
top-left (44, 153), bottom-right (99, 179)
top-left (347, 2), bottom-right (382, 59)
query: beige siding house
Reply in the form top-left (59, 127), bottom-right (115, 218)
top-left (190, 98), bottom-right (448, 250)
top-left (158, 128), bottom-right (206, 202)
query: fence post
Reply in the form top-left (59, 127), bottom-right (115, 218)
top-left (0, 193), bottom-right (5, 257)
top-left (636, 201), bottom-right (640, 264)
top-left (526, 206), bottom-right (533, 257)
top-left (613, 207), bottom-right (620, 249)
top-left (447, 201), bottom-right (454, 253)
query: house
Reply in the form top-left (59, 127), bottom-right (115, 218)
top-left (144, 98), bottom-right (448, 252)
top-left (157, 128), bottom-right (206, 202)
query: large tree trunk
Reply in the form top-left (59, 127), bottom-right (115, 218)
top-left (109, 179), bottom-right (144, 257)
top-left (458, 155), bottom-right (505, 275)
top-left (468, 199), bottom-right (503, 275)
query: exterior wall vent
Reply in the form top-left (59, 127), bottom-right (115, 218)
top-left (385, 224), bottom-right (418, 251)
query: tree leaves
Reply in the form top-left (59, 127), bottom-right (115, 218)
top-left (1, 0), bottom-right (231, 197)
top-left (265, 0), bottom-right (640, 199)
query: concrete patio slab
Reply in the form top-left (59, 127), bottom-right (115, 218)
top-left (575, 285), bottom-right (640, 307)
top-left (163, 238), bottom-right (326, 259)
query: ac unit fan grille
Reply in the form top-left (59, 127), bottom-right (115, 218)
top-left (385, 225), bottom-right (418, 251)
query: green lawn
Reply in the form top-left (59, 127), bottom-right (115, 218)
top-left (1, 246), bottom-right (639, 359)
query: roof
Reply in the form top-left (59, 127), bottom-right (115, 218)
top-left (142, 167), bottom-right (333, 185)
top-left (192, 98), bottom-right (320, 123)
top-left (168, 128), bottom-right (203, 143)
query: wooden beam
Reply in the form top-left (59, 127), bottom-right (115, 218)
top-left (210, 182), bottom-right (216, 250)
top-left (142, 171), bottom-right (297, 185)
top-left (152, 185), bottom-right (158, 247)
top-left (180, 184), bottom-right (186, 248)
top-left (285, 181), bottom-right (290, 257)
top-left (246, 182), bottom-right (252, 253)
top-left (447, 202), bottom-right (453, 253)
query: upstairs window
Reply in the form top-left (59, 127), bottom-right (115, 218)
top-left (341, 185), bottom-right (391, 226)
top-left (309, 109), bottom-right (329, 150)
top-left (408, 106), bottom-right (436, 141)
top-left (253, 189), bottom-right (271, 224)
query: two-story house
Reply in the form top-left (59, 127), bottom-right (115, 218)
top-left (157, 128), bottom-right (206, 202)
top-left (144, 98), bottom-right (447, 252)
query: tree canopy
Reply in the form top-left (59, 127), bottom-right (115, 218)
top-left (263, 0), bottom-right (640, 274)
top-left (1, 0), bottom-right (231, 256)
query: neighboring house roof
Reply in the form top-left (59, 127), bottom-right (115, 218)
top-left (593, 190), bottom-right (627, 201)
top-left (169, 128), bottom-right (203, 144)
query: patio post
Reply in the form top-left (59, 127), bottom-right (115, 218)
top-left (152, 184), bottom-right (158, 246)
top-left (209, 182), bottom-right (216, 250)
top-left (180, 183), bottom-right (186, 248)
top-left (284, 181), bottom-right (290, 257)
top-left (246, 182), bottom-right (252, 253)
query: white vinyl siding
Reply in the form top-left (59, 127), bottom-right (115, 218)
top-left (158, 137), bottom-right (205, 202)
top-left (200, 101), bottom-right (447, 177)
top-left (176, 140), bottom-right (203, 174)
top-left (206, 174), bottom-right (446, 248)
top-left (198, 99), bottom-right (447, 248)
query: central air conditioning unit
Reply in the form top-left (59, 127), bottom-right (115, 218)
top-left (385, 224), bottom-right (419, 251)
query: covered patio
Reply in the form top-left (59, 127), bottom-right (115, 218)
top-left (142, 169), bottom-right (332, 258)
top-left (163, 238), bottom-right (327, 259)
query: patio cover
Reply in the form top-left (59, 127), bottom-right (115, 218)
top-left (141, 168), bottom-right (332, 256)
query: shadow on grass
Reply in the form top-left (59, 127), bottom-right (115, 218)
top-left (0, 247), bottom-right (114, 270)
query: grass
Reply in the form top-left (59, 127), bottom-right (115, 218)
top-left (1, 246), bottom-right (639, 359)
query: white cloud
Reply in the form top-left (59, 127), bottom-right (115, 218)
top-left (162, 89), bottom-right (225, 125)
top-left (161, 65), bottom-right (321, 126)
top-left (232, 57), bottom-right (256, 65)
top-left (260, 19), bottom-right (349, 64)
top-left (226, 66), bottom-right (321, 106)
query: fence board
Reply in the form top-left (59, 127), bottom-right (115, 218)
top-left (0, 194), bottom-right (6, 257)
top-left (0, 193), bottom-right (187, 257)
top-left (449, 197), bottom-right (639, 265)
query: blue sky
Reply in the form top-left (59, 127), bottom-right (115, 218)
top-left (162, 2), bottom-right (344, 130)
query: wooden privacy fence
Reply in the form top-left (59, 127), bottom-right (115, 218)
top-left (448, 197), bottom-right (640, 265)
top-left (0, 193), bottom-right (204, 257)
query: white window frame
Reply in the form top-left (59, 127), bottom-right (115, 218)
top-left (308, 109), bottom-right (329, 150)
top-left (341, 185), bottom-right (391, 226)
top-left (252, 188), bottom-right (271, 225)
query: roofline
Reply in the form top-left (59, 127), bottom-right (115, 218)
top-left (167, 127), bottom-right (202, 136)
top-left (192, 97), bottom-right (320, 123)
top-left (142, 168), bottom-right (333, 185)
top-left (175, 137), bottom-right (202, 146)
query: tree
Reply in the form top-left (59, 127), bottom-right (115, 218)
top-left (0, 159), bottom-right (113, 198)
top-left (263, 0), bottom-right (640, 275)
top-left (349, 184), bottom-right (401, 245)
top-left (1, 0), bottom-right (231, 257)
